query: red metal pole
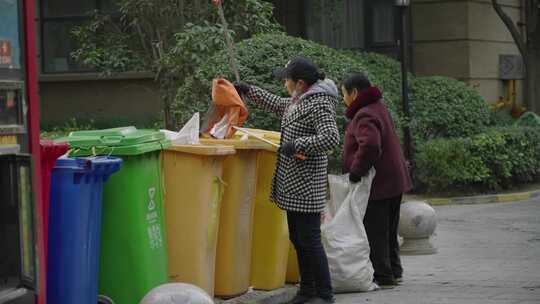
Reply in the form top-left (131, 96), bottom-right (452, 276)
top-left (22, 0), bottom-right (45, 303)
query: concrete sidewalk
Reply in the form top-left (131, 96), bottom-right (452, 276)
top-left (335, 197), bottom-right (540, 304)
top-left (221, 196), bottom-right (540, 304)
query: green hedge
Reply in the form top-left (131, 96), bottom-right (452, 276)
top-left (174, 33), bottom-right (416, 169)
top-left (174, 33), bottom-right (539, 191)
top-left (416, 126), bottom-right (540, 193)
top-left (175, 33), bottom-right (374, 169)
top-left (410, 76), bottom-right (492, 142)
top-left (175, 33), bottom-right (367, 130)
top-left (176, 34), bottom-right (493, 144)
top-left (515, 111), bottom-right (540, 128)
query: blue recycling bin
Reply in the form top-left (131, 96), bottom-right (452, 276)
top-left (47, 156), bottom-right (122, 304)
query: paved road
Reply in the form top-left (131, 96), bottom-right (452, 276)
top-left (335, 199), bottom-right (540, 304)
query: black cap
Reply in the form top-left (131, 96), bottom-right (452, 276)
top-left (273, 57), bottom-right (320, 81)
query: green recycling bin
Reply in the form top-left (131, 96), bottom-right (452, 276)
top-left (58, 126), bottom-right (171, 304)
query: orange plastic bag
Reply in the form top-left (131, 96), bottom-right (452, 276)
top-left (204, 78), bottom-right (248, 139)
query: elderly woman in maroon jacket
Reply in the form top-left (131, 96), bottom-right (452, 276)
top-left (340, 73), bottom-right (412, 288)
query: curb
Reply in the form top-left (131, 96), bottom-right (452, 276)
top-left (215, 286), bottom-right (296, 304)
top-left (427, 188), bottom-right (540, 206)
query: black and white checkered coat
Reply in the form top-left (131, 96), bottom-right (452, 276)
top-left (246, 81), bottom-right (340, 213)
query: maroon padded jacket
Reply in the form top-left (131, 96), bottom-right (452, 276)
top-left (343, 86), bottom-right (412, 201)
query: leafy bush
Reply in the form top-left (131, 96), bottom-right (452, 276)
top-left (515, 111), bottom-right (540, 128)
top-left (176, 33), bottom-right (368, 126)
top-left (410, 76), bottom-right (491, 142)
top-left (71, 0), bottom-right (280, 128)
top-left (489, 109), bottom-right (516, 126)
top-left (176, 33), bottom-right (508, 175)
top-left (174, 33), bottom-right (425, 168)
top-left (175, 33), bottom-right (375, 168)
top-left (72, 0), bottom-right (280, 75)
top-left (416, 126), bottom-right (540, 193)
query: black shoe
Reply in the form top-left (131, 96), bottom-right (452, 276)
top-left (395, 276), bottom-right (403, 284)
top-left (305, 297), bottom-right (335, 304)
top-left (374, 278), bottom-right (397, 289)
top-left (286, 293), bottom-right (314, 304)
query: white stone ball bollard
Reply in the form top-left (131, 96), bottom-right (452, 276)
top-left (139, 283), bottom-right (214, 304)
top-left (399, 201), bottom-right (438, 255)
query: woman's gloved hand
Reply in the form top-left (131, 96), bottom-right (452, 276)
top-left (349, 172), bottom-right (362, 184)
top-left (234, 82), bottom-right (251, 95)
top-left (279, 141), bottom-right (296, 157)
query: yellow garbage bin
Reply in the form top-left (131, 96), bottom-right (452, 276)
top-left (200, 138), bottom-right (267, 298)
top-left (286, 244), bottom-right (300, 284)
top-left (162, 144), bottom-right (235, 296)
top-left (246, 130), bottom-right (290, 290)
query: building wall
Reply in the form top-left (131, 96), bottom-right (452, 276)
top-left (39, 73), bottom-right (162, 126)
top-left (36, 0), bottom-right (527, 126)
top-left (34, 0), bottom-right (163, 127)
top-left (412, 0), bottom-right (524, 104)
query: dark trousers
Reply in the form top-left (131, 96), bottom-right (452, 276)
top-left (363, 195), bottom-right (403, 284)
top-left (287, 211), bottom-right (333, 299)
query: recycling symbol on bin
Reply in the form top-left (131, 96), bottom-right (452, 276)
top-left (148, 187), bottom-right (156, 211)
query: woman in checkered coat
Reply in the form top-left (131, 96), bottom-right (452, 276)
top-left (235, 57), bottom-right (339, 304)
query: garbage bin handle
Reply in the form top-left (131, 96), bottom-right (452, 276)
top-left (99, 135), bottom-right (124, 145)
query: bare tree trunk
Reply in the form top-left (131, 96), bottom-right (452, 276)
top-left (491, 0), bottom-right (536, 108)
top-left (492, 0), bottom-right (528, 57)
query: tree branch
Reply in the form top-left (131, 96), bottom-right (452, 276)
top-left (492, 0), bottom-right (528, 59)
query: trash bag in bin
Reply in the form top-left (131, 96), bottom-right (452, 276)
top-left (203, 78), bottom-right (248, 139)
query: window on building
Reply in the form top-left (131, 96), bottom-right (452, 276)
top-left (0, 0), bottom-right (23, 77)
top-left (0, 0), bottom-right (25, 130)
top-left (271, 0), bottom-right (306, 38)
top-left (271, 0), bottom-right (397, 53)
top-left (304, 0), bottom-right (366, 50)
top-left (367, 0), bottom-right (396, 46)
top-left (40, 0), bottom-right (118, 73)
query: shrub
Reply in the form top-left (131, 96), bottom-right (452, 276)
top-left (175, 33), bottom-right (368, 127)
top-left (71, 0), bottom-right (280, 128)
top-left (175, 33), bottom-right (376, 168)
top-left (410, 76), bottom-right (491, 142)
top-left (515, 111), bottom-right (540, 128)
top-left (176, 33), bottom-right (538, 192)
top-left (415, 137), bottom-right (491, 192)
top-left (489, 109), bottom-right (516, 126)
top-left (416, 126), bottom-right (540, 193)
top-left (174, 33), bottom-right (420, 168)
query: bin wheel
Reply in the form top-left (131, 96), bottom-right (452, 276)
top-left (98, 295), bottom-right (115, 304)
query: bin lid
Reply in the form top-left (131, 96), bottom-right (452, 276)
top-left (56, 126), bottom-right (170, 156)
top-left (230, 128), bottom-right (281, 152)
top-left (199, 138), bottom-right (270, 150)
top-left (0, 144), bottom-right (20, 155)
top-left (234, 128), bottom-right (281, 142)
top-left (165, 144), bottom-right (235, 156)
top-left (40, 140), bottom-right (69, 162)
top-left (54, 156), bottom-right (123, 175)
